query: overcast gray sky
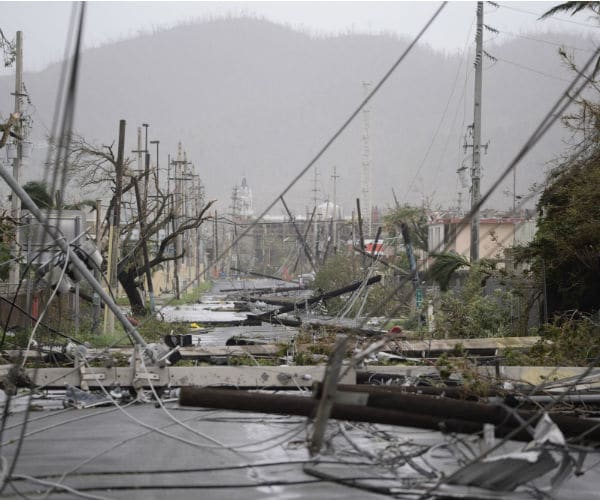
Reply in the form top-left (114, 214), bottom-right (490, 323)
top-left (0, 1), bottom-right (598, 76)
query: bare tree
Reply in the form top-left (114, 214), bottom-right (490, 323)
top-left (65, 134), bottom-right (214, 315)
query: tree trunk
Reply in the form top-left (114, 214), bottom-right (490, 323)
top-left (118, 270), bottom-right (146, 316)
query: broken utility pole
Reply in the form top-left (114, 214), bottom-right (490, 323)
top-left (310, 335), bottom-right (349, 455)
top-left (251, 275), bottom-right (382, 323)
top-left (280, 196), bottom-right (317, 274)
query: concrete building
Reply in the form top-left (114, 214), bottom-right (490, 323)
top-left (428, 216), bottom-right (536, 261)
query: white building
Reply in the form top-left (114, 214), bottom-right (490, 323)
top-left (239, 177), bottom-right (253, 217)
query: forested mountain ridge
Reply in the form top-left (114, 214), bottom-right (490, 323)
top-left (0, 17), bottom-right (594, 214)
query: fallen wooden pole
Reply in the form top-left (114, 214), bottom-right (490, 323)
top-left (243, 295), bottom-right (306, 306)
top-left (229, 267), bottom-right (300, 284)
top-left (251, 275), bottom-right (382, 322)
top-left (178, 387), bottom-right (535, 442)
top-left (218, 286), bottom-right (306, 294)
top-left (255, 314), bottom-right (386, 336)
top-left (312, 383), bottom-right (600, 443)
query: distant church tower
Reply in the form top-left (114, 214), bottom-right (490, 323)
top-left (239, 177), bottom-right (253, 218)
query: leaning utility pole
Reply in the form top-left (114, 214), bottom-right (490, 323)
top-left (104, 119), bottom-right (125, 334)
top-left (9, 31), bottom-right (23, 290)
top-left (470, 1), bottom-right (484, 262)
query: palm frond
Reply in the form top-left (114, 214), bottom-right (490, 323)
top-left (429, 252), bottom-right (470, 291)
top-left (540, 2), bottom-right (600, 19)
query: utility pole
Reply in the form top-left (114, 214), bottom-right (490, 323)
top-left (104, 119), bottom-right (125, 334)
top-left (194, 178), bottom-right (202, 283)
top-left (150, 139), bottom-right (160, 192)
top-left (9, 31), bottom-right (23, 291)
top-left (73, 216), bottom-right (81, 334)
top-left (356, 198), bottom-right (366, 266)
top-left (168, 144), bottom-right (194, 296)
top-left (470, 1), bottom-right (484, 262)
top-left (213, 210), bottom-right (218, 278)
top-left (92, 199), bottom-right (102, 333)
top-left (331, 165), bottom-right (339, 252)
top-left (142, 123), bottom-right (149, 202)
top-left (132, 127), bottom-right (149, 204)
top-left (133, 176), bottom-right (156, 312)
top-left (312, 167), bottom-right (319, 263)
top-left (165, 152), bottom-right (171, 288)
top-left (173, 144), bottom-right (183, 298)
top-left (231, 184), bottom-right (240, 272)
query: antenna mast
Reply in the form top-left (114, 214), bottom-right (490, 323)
top-left (361, 81), bottom-right (372, 238)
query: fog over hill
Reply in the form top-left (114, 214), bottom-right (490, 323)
top-left (0, 17), bottom-right (595, 216)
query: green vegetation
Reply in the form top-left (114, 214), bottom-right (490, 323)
top-left (433, 260), bottom-right (527, 339)
top-left (518, 154), bottom-right (600, 315)
top-left (429, 252), bottom-right (470, 291)
top-left (22, 181), bottom-right (54, 209)
top-left (505, 313), bottom-right (600, 366)
top-left (0, 240), bottom-right (10, 281)
top-left (227, 354), bottom-right (278, 366)
top-left (516, 46), bottom-right (600, 316)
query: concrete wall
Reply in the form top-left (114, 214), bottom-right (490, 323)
top-left (428, 218), bottom-right (536, 261)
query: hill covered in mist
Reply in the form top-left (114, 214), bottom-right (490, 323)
top-left (0, 17), bottom-right (595, 215)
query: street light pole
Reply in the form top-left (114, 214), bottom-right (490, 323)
top-left (150, 139), bottom-right (160, 191)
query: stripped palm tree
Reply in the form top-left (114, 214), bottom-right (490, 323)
top-left (429, 252), bottom-right (470, 292)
